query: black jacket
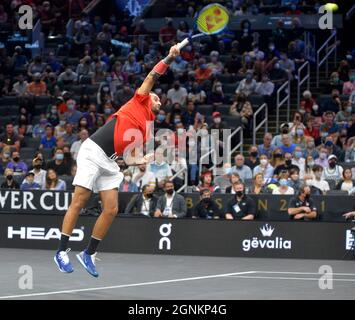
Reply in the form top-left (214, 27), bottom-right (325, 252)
top-left (124, 194), bottom-right (158, 217)
top-left (193, 199), bottom-right (221, 219)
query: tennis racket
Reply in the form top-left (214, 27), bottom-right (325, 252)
top-left (177, 3), bottom-right (230, 50)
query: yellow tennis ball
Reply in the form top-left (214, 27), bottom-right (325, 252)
top-left (325, 3), bottom-right (339, 12)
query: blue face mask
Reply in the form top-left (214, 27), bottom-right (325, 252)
top-left (157, 114), bottom-right (166, 122)
top-left (295, 151), bottom-right (303, 158)
top-left (56, 154), bottom-right (64, 161)
top-left (279, 179), bottom-right (288, 187)
top-left (200, 64), bottom-right (207, 70)
top-left (175, 57), bottom-right (182, 63)
top-left (297, 129), bottom-right (304, 136)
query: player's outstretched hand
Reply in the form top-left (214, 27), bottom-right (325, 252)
top-left (169, 45), bottom-right (180, 59)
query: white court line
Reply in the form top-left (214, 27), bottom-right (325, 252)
top-left (228, 275), bottom-right (355, 282)
top-left (0, 270), bottom-right (256, 300)
top-left (252, 271), bottom-right (355, 276)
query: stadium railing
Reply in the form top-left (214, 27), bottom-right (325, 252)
top-left (276, 80), bottom-right (290, 129)
top-left (253, 103), bottom-right (268, 145)
top-left (297, 61), bottom-right (310, 108)
top-left (316, 29), bottom-right (338, 87)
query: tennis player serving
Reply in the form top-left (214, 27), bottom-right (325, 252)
top-left (54, 44), bottom-right (181, 277)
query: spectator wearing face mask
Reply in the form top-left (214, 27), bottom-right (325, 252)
top-left (154, 181), bottom-right (187, 218)
top-left (46, 148), bottom-right (71, 176)
top-left (245, 145), bottom-right (260, 171)
top-left (288, 185), bottom-right (317, 221)
top-left (274, 152), bottom-right (300, 176)
top-left (314, 146), bottom-right (328, 167)
top-left (324, 137), bottom-right (345, 162)
top-left (335, 101), bottom-right (353, 125)
top-left (6, 151), bottom-right (28, 176)
top-left (304, 137), bottom-right (318, 159)
top-left (20, 172), bottom-right (41, 191)
top-left (64, 99), bottom-right (82, 126)
top-left (225, 173), bottom-right (242, 194)
top-left (210, 81), bottom-right (226, 108)
top-left (170, 55), bottom-right (188, 78)
top-left (292, 146), bottom-right (305, 178)
top-left (304, 155), bottom-right (315, 178)
top-left (272, 173), bottom-right (295, 195)
top-left (124, 184), bottom-right (158, 217)
top-left (225, 182), bottom-right (256, 220)
top-left (253, 154), bottom-right (274, 180)
top-left (1, 168), bottom-right (19, 189)
top-left (155, 110), bottom-right (170, 131)
top-left (235, 71), bottom-right (257, 97)
top-left (322, 155), bottom-right (343, 180)
top-left (167, 81), bottom-right (188, 107)
top-left (195, 58), bottom-right (213, 85)
top-left (188, 82), bottom-right (207, 105)
top-left (193, 189), bottom-right (220, 219)
top-left (119, 170), bottom-right (139, 192)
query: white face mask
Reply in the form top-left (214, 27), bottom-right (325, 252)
top-left (214, 118), bottom-right (221, 124)
top-left (260, 159), bottom-right (268, 166)
top-left (124, 176), bottom-right (131, 182)
top-left (312, 104), bottom-right (319, 111)
top-left (177, 128), bottom-right (184, 135)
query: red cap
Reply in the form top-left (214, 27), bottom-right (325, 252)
top-left (212, 111), bottom-right (221, 118)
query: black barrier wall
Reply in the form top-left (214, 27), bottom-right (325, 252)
top-left (0, 214), bottom-right (353, 260)
top-left (0, 190), bottom-right (353, 222)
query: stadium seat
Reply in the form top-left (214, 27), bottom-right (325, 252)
top-left (326, 190), bottom-right (349, 196)
top-left (23, 137), bottom-right (41, 149)
top-left (20, 148), bottom-right (37, 160)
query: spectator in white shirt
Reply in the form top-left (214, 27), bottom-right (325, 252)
top-left (13, 74), bottom-right (28, 96)
top-left (167, 81), bottom-right (188, 106)
top-left (147, 148), bottom-right (173, 190)
top-left (292, 146), bottom-right (306, 179)
top-left (70, 129), bottom-right (89, 161)
top-left (255, 74), bottom-right (275, 96)
top-left (132, 163), bottom-right (156, 191)
top-left (310, 165), bottom-right (330, 194)
top-left (235, 71), bottom-right (257, 97)
top-left (272, 177), bottom-right (295, 195)
top-left (322, 155), bottom-right (343, 180)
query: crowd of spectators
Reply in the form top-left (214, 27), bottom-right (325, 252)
top-left (0, 1), bottom-right (354, 215)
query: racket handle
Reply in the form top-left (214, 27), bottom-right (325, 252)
top-left (177, 38), bottom-right (190, 50)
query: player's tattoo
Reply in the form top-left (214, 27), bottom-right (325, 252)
top-left (163, 55), bottom-right (175, 65)
top-left (148, 70), bottom-right (161, 81)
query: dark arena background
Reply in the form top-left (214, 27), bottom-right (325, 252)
top-left (0, 0), bottom-right (354, 304)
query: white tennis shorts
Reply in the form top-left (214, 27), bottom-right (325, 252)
top-left (73, 138), bottom-right (123, 193)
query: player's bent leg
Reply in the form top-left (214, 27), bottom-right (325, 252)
top-left (77, 188), bottom-right (119, 278)
top-left (54, 185), bottom-right (92, 274)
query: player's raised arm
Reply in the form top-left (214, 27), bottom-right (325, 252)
top-left (137, 45), bottom-right (180, 95)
